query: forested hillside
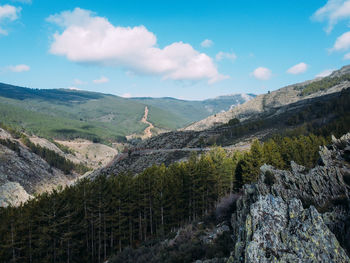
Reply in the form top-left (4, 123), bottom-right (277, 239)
top-left (0, 83), bottom-right (250, 142)
top-left (0, 131), bottom-right (332, 263)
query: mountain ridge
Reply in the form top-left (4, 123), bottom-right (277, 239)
top-left (184, 65), bottom-right (350, 131)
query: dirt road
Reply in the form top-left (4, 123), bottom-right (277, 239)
top-left (141, 106), bottom-right (154, 140)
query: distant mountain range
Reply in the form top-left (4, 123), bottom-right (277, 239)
top-left (131, 93), bottom-right (255, 121)
top-left (0, 82), bottom-right (254, 142)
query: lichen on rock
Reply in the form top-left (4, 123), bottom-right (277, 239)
top-left (229, 133), bottom-right (350, 262)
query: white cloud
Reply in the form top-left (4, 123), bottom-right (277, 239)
top-left (315, 69), bottom-right (335, 78)
top-left (0, 4), bottom-right (21, 35)
top-left (7, 64), bottom-right (30, 72)
top-left (201, 39), bottom-right (213, 48)
top-left (122, 93), bottom-right (132, 98)
top-left (215, 51), bottom-right (237, 62)
top-left (344, 52), bottom-right (350, 59)
top-left (287, 62), bottom-right (308, 75)
top-left (93, 76), bottom-right (109, 84)
top-left (252, 67), bottom-right (272, 80)
top-left (47, 8), bottom-right (226, 84)
top-left (313, 0), bottom-right (350, 33)
top-left (0, 4), bottom-right (20, 20)
top-left (331, 31), bottom-right (350, 51)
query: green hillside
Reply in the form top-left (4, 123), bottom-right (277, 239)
top-left (0, 83), bottom-right (184, 142)
top-left (0, 83), bottom-right (252, 142)
top-left (131, 94), bottom-right (255, 125)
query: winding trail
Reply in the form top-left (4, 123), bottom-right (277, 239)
top-left (141, 106), bottom-right (154, 140)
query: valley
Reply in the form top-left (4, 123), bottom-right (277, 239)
top-left (1, 64), bottom-right (350, 262)
top-left (2, 1), bottom-right (350, 262)
top-left (1, 65), bottom-right (350, 208)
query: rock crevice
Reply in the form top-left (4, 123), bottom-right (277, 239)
top-left (229, 133), bottom-right (350, 262)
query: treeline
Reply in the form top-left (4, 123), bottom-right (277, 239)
top-left (21, 136), bottom-right (90, 175)
top-left (0, 133), bottom-right (329, 263)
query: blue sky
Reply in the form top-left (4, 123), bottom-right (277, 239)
top-left (0, 0), bottom-right (350, 99)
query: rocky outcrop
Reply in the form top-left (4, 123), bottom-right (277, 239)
top-left (228, 133), bottom-right (350, 262)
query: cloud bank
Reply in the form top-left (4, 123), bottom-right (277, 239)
top-left (47, 8), bottom-right (226, 84)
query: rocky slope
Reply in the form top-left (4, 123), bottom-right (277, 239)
top-left (0, 128), bottom-right (78, 207)
top-left (227, 133), bottom-right (350, 262)
top-left (185, 65), bottom-right (350, 131)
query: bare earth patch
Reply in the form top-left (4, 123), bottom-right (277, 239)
top-left (55, 139), bottom-right (118, 169)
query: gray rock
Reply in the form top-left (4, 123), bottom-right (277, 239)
top-left (229, 133), bottom-right (350, 262)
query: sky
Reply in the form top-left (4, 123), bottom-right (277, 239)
top-left (1, 0), bottom-right (350, 100)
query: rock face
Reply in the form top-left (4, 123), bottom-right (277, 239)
top-left (229, 133), bottom-right (350, 262)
